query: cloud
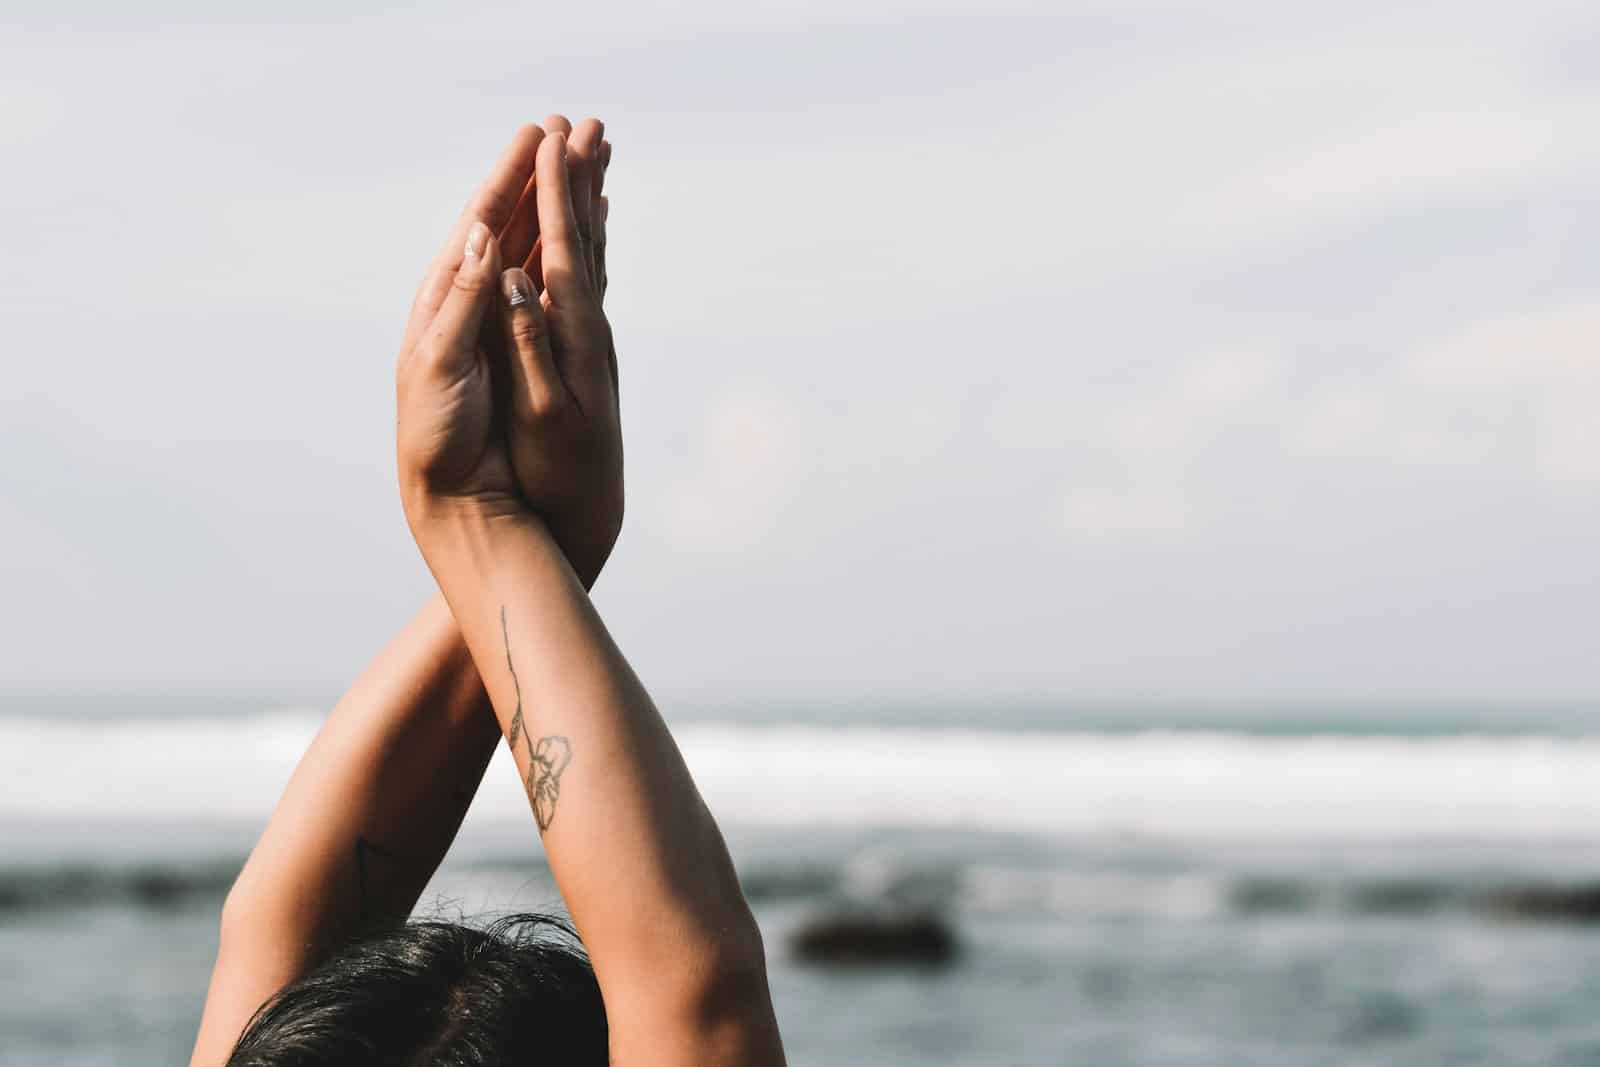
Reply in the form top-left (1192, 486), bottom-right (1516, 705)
top-left (1059, 483), bottom-right (1198, 542)
top-left (1295, 302), bottom-right (1600, 490)
top-left (664, 386), bottom-right (798, 551)
top-left (0, 82), bottom-right (64, 145)
top-left (1412, 302), bottom-right (1600, 389)
top-left (1053, 294), bottom-right (1600, 550)
top-left (1055, 350), bottom-right (1282, 543)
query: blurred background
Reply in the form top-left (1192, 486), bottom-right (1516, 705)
top-left (3, 1), bottom-right (1599, 1064)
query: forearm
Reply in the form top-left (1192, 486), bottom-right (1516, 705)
top-left (415, 505), bottom-right (781, 1065)
top-left (191, 595), bottom-right (500, 1065)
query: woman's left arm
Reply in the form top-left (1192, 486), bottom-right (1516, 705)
top-left (189, 595), bottom-right (499, 1066)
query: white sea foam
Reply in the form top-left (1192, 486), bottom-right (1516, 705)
top-left (5, 713), bottom-right (1600, 839)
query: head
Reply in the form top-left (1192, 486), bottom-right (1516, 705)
top-left (226, 914), bottom-right (607, 1066)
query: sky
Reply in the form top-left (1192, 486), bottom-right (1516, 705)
top-left (2, 1), bottom-right (1597, 709)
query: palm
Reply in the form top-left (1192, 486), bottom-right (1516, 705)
top-left (401, 349), bottom-right (517, 502)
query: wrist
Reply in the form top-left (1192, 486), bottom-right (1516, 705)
top-left (408, 493), bottom-right (545, 555)
top-left (403, 479), bottom-right (544, 581)
top-left (401, 475), bottom-right (526, 533)
top-left (401, 481), bottom-right (613, 593)
top-left (409, 500), bottom-right (586, 643)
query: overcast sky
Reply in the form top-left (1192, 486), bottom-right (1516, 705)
top-left (2, 1), bottom-right (1597, 710)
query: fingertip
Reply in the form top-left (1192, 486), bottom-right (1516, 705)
top-left (462, 220), bottom-right (489, 265)
top-left (501, 267), bottom-right (534, 307)
top-left (465, 226), bottom-right (503, 285)
top-left (510, 125), bottom-right (547, 173)
top-left (543, 113), bottom-right (572, 136)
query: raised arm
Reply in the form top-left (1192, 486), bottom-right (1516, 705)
top-left (191, 122), bottom-right (625, 1065)
top-left (189, 597), bottom-right (497, 1066)
top-left (395, 128), bottom-right (785, 1066)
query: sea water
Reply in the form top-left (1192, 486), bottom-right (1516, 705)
top-left (5, 700), bottom-right (1600, 1065)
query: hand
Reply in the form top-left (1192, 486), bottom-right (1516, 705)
top-left (395, 127), bottom-right (538, 521)
top-left (496, 116), bottom-right (622, 587)
top-left (396, 119), bottom-right (622, 587)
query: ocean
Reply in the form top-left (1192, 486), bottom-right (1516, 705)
top-left (6, 700), bottom-right (1600, 1065)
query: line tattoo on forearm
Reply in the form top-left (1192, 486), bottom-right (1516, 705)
top-left (503, 606), bottom-right (524, 748)
top-left (354, 834), bottom-right (400, 917)
top-left (501, 605), bottom-right (572, 831)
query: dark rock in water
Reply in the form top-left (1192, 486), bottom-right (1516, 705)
top-left (130, 869), bottom-right (191, 908)
top-left (1481, 883), bottom-right (1600, 921)
top-left (790, 910), bottom-right (957, 966)
top-left (0, 861), bottom-right (241, 915)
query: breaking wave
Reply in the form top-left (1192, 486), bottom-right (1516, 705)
top-left (7, 712), bottom-right (1600, 839)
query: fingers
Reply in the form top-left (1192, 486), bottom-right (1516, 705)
top-left (523, 234), bottom-right (545, 297)
top-left (592, 140), bottom-right (610, 299)
top-left (499, 268), bottom-right (562, 416)
top-left (408, 126), bottom-right (542, 341)
top-left (535, 131), bottom-right (595, 307)
top-left (567, 118), bottom-right (605, 289)
top-left (499, 134), bottom-right (550, 271)
top-left (499, 176), bottom-right (543, 272)
top-left (425, 221), bottom-right (502, 375)
top-left (462, 125), bottom-right (545, 238)
top-left (594, 142), bottom-right (614, 388)
top-left (595, 195), bottom-right (609, 301)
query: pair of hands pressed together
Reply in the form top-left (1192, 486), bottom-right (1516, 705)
top-left (397, 115), bottom-right (621, 586)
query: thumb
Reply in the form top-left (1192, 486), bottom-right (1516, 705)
top-left (427, 221), bottom-right (502, 372)
top-left (499, 267), bottom-right (563, 418)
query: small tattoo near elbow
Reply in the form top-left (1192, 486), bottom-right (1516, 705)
top-left (354, 834), bottom-right (400, 916)
top-left (500, 606), bottom-right (572, 832)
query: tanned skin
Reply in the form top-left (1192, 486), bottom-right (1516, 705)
top-left (192, 117), bottom-right (784, 1067)
top-left (190, 116), bottom-right (615, 1067)
top-left (396, 121), bottom-right (783, 1067)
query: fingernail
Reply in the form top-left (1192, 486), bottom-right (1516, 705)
top-left (463, 222), bottom-right (487, 264)
top-left (503, 269), bottom-right (531, 307)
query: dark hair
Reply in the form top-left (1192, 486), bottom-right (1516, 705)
top-left (226, 914), bottom-right (607, 1066)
